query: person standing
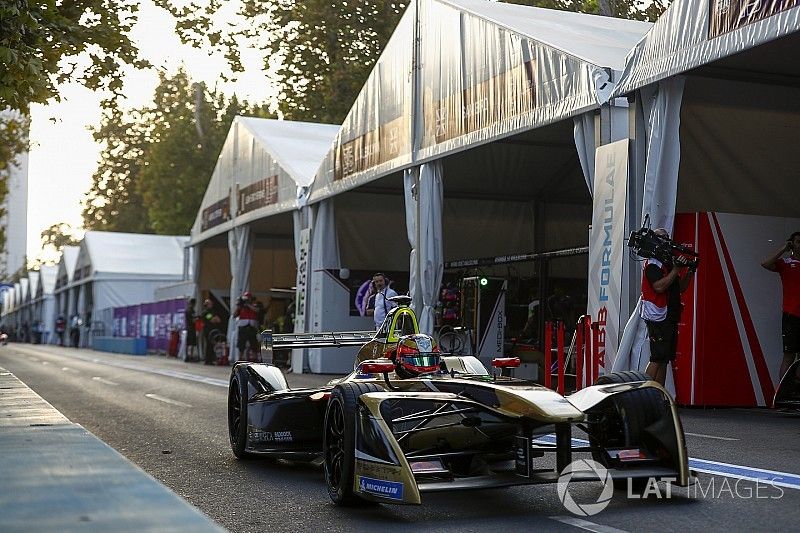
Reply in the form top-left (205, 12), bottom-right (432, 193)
top-left (761, 232), bottom-right (800, 380)
top-left (69, 314), bottom-right (81, 348)
top-left (641, 229), bottom-right (695, 386)
top-left (55, 315), bottom-right (66, 346)
top-left (201, 299), bottom-right (222, 365)
top-left (184, 298), bottom-right (198, 362)
top-left (365, 273), bottom-right (398, 330)
top-left (233, 291), bottom-right (260, 362)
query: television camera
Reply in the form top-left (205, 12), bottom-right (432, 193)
top-left (627, 217), bottom-right (699, 271)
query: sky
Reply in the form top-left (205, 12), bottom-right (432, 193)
top-left (26, 1), bottom-right (276, 264)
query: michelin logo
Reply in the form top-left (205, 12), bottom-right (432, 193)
top-left (358, 476), bottom-right (404, 500)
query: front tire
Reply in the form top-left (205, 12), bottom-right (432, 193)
top-left (323, 382), bottom-right (382, 505)
top-left (589, 371), bottom-right (666, 489)
top-left (228, 366), bottom-right (252, 459)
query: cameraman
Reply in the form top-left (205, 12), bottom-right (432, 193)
top-left (641, 229), bottom-right (696, 386)
top-left (234, 291), bottom-right (260, 362)
top-left (761, 232), bottom-right (800, 380)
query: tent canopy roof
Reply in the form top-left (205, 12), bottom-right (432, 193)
top-left (78, 231), bottom-right (189, 279)
top-left (237, 117), bottom-right (341, 188)
top-left (445, 0), bottom-right (651, 70)
top-left (26, 272), bottom-right (39, 302)
top-left (190, 117), bottom-right (339, 245)
top-left (613, 0), bottom-right (800, 96)
top-left (57, 246), bottom-right (80, 286)
top-left (37, 265), bottom-right (57, 296)
top-left (308, 0), bottom-right (651, 204)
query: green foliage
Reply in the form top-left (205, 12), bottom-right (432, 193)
top-left (0, 0), bottom-right (149, 114)
top-left (40, 223), bottom-right (80, 252)
top-left (83, 70), bottom-right (271, 235)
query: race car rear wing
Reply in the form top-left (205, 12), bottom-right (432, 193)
top-left (261, 330), bottom-right (376, 351)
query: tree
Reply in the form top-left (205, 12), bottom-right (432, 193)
top-left (135, 71), bottom-right (248, 234)
top-left (83, 69), bottom-right (270, 235)
top-left (41, 223), bottom-right (81, 253)
top-left (0, 0), bottom-right (148, 114)
top-left (33, 223), bottom-right (81, 268)
top-left (82, 106), bottom-right (154, 234)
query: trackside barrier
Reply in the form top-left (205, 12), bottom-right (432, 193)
top-left (572, 315), bottom-right (600, 391)
top-left (543, 320), bottom-right (566, 395)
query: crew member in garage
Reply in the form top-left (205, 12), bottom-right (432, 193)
top-left (201, 298), bottom-right (222, 365)
top-left (761, 231), bottom-right (800, 380)
top-left (641, 229), bottom-right (695, 386)
top-left (234, 291), bottom-right (260, 362)
top-left (365, 273), bottom-right (398, 329)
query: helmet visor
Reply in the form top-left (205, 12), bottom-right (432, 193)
top-left (399, 354), bottom-right (440, 370)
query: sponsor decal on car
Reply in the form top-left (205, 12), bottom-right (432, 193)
top-left (249, 430), bottom-right (293, 443)
top-left (357, 476), bottom-right (404, 500)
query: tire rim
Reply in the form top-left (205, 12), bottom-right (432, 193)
top-left (325, 398), bottom-right (345, 491)
top-left (229, 380), bottom-right (241, 445)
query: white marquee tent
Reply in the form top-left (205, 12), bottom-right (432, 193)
top-left (54, 245), bottom-right (81, 328)
top-left (609, 0), bottom-right (800, 401)
top-left (190, 117), bottom-right (340, 357)
top-left (300, 0), bottom-right (651, 372)
top-left (34, 265), bottom-right (58, 344)
top-left (67, 232), bottom-right (188, 344)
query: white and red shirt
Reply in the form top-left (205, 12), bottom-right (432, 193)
top-left (775, 256), bottom-right (800, 317)
top-left (641, 258), bottom-right (669, 322)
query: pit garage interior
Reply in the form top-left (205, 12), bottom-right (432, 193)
top-left (194, 214), bottom-right (297, 330)
top-left (612, 3), bottom-right (800, 406)
top-left (303, 0), bottom-right (651, 373)
top-left (332, 120), bottom-right (593, 355)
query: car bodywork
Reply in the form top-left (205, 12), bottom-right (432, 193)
top-left (231, 302), bottom-right (690, 505)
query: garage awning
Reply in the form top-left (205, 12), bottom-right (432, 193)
top-left (308, 0), bottom-right (651, 203)
top-left (190, 117), bottom-right (340, 245)
top-left (612, 0), bottom-right (800, 97)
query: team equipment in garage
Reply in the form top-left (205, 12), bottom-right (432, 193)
top-left (228, 296), bottom-right (690, 506)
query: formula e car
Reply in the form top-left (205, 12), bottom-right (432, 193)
top-left (228, 297), bottom-right (690, 505)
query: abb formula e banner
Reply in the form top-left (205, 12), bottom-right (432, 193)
top-left (587, 139), bottom-right (630, 375)
top-left (672, 212), bottom-right (800, 407)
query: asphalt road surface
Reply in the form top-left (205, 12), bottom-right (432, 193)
top-left (2, 343), bottom-right (798, 532)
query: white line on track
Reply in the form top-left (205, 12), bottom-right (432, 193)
top-left (61, 367), bottom-right (78, 373)
top-left (549, 516), bottom-right (628, 533)
top-left (685, 432), bottom-right (739, 441)
top-left (40, 361), bottom-right (49, 365)
top-left (92, 376), bottom-right (118, 386)
top-left (145, 393), bottom-right (192, 408)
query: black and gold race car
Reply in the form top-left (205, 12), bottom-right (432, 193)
top-left (228, 297), bottom-right (690, 505)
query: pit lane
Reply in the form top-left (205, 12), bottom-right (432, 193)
top-left (1, 343), bottom-right (797, 532)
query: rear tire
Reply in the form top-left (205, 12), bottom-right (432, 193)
top-left (228, 366), bottom-right (252, 459)
top-left (590, 371), bottom-right (666, 489)
top-left (323, 382), bottom-right (383, 506)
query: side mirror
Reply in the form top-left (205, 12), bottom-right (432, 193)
top-left (492, 357), bottom-right (521, 369)
top-left (360, 360), bottom-right (395, 374)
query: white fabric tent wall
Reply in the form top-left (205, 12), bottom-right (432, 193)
top-left (404, 162), bottom-right (444, 334)
top-left (613, 77), bottom-right (685, 388)
top-left (574, 112), bottom-right (597, 192)
top-left (227, 225), bottom-right (253, 361)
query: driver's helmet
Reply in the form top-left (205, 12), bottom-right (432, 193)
top-left (393, 334), bottom-right (441, 378)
